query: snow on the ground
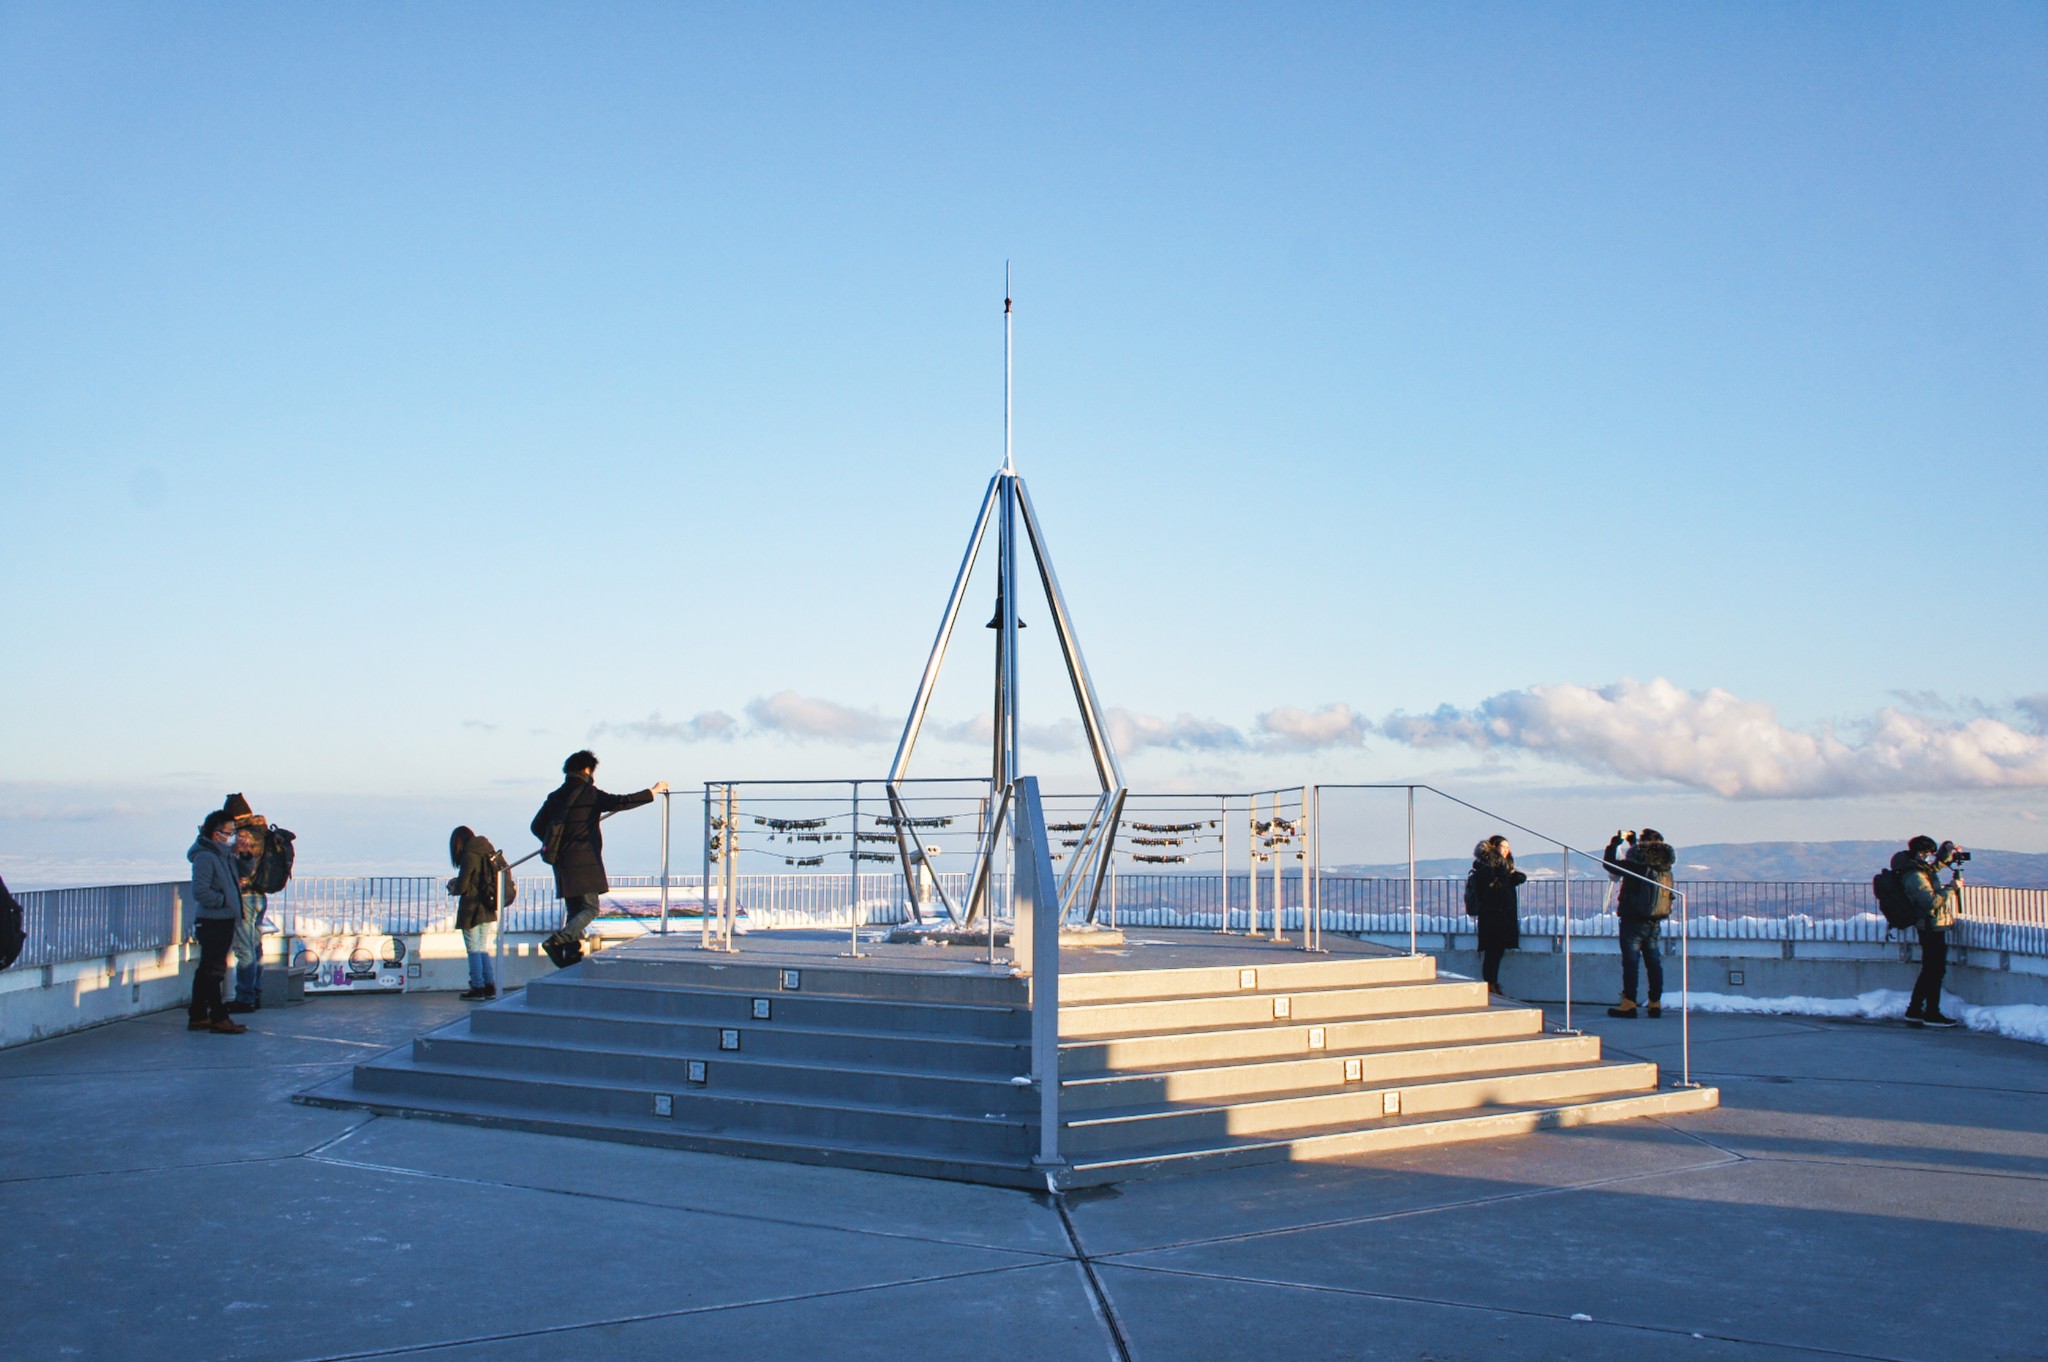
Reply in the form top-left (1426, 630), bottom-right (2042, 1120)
top-left (1673, 988), bottom-right (2048, 1046)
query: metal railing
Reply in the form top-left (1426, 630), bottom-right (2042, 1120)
top-left (6, 883), bottom-right (186, 970)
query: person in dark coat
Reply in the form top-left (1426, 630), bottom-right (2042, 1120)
top-left (1464, 836), bottom-right (1526, 997)
top-left (1604, 828), bottom-right (1676, 1018)
top-left (531, 750), bottom-right (666, 967)
top-left (448, 826), bottom-right (503, 1001)
top-left (1894, 835), bottom-right (1963, 1028)
top-left (186, 811), bottom-right (248, 1034)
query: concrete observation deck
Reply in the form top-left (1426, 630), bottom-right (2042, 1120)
top-left (5, 931), bottom-right (2045, 1360)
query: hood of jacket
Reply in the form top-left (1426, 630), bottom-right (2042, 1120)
top-left (1629, 839), bottom-right (1677, 874)
top-left (1471, 841), bottom-right (1513, 872)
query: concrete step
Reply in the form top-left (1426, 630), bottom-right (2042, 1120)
top-left (1059, 952), bottom-right (1436, 1004)
top-left (472, 999), bottom-right (1030, 1075)
top-left (349, 1054), bottom-right (1034, 1158)
top-left (410, 1027), bottom-right (1034, 1113)
top-left (1061, 1059), bottom-right (1662, 1155)
top-left (522, 976), bottom-right (1030, 1039)
top-left (577, 950), bottom-right (1027, 1007)
top-left (1061, 978), bottom-right (1490, 1038)
top-left (1059, 1033), bottom-right (1604, 1111)
top-left (1059, 1004), bottom-right (1540, 1074)
top-left (298, 1070), bottom-right (1047, 1189)
top-left (1061, 1083), bottom-right (1723, 1186)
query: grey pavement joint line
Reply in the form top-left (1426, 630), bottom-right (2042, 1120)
top-left (1100, 1261), bottom-right (1915, 1362)
top-left (272, 1261), bottom-right (1067, 1362)
top-left (1088, 1152), bottom-right (1745, 1259)
top-left (0, 1060), bottom-right (359, 1082)
top-left (0, 1152), bottom-right (301, 1187)
top-left (1052, 1191), bottom-right (1136, 1362)
top-left (300, 1115), bottom-right (379, 1157)
top-left (304, 1150), bottom-right (1073, 1259)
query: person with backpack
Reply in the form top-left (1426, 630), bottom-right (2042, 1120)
top-left (448, 826), bottom-right (508, 1000)
top-left (530, 751), bottom-right (667, 968)
top-left (187, 811), bottom-right (248, 1034)
top-left (1893, 835), bottom-right (1964, 1028)
top-left (0, 874), bottom-right (27, 971)
top-left (1604, 828), bottom-right (1676, 1019)
top-left (1464, 835), bottom-right (1526, 997)
top-left (221, 792), bottom-right (293, 1012)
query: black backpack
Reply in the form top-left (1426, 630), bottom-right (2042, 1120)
top-left (0, 876), bottom-right (24, 970)
top-left (252, 826), bottom-right (297, 894)
top-left (484, 848), bottom-right (518, 909)
top-left (1872, 867), bottom-right (1920, 931)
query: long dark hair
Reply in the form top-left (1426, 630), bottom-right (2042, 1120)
top-left (449, 825), bottom-right (474, 868)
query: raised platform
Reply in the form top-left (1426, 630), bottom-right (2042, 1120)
top-left (298, 928), bottom-right (1717, 1187)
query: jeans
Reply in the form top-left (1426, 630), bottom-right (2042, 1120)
top-left (189, 919), bottom-right (235, 1024)
top-left (1911, 927), bottom-right (1948, 1013)
top-left (1619, 916), bottom-right (1664, 1004)
top-left (462, 922), bottom-right (498, 987)
top-left (233, 891), bottom-right (267, 1003)
top-left (551, 895), bottom-right (601, 946)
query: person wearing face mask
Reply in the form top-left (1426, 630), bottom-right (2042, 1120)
top-left (187, 810), bottom-right (248, 1034)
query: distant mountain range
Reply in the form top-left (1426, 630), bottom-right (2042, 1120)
top-left (1330, 840), bottom-right (2048, 888)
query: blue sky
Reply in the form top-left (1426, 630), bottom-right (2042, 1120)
top-left (3, 3), bottom-right (2044, 883)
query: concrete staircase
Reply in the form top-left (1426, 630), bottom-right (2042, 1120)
top-left (300, 936), bottom-right (1717, 1188)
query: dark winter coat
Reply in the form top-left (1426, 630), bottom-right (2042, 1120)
top-left (1464, 842), bottom-right (1526, 951)
top-left (449, 834), bottom-right (502, 931)
top-left (1890, 849), bottom-right (1959, 931)
top-left (531, 775), bottom-right (653, 899)
top-left (1605, 837), bottom-right (1677, 920)
top-left (188, 837), bottom-right (244, 923)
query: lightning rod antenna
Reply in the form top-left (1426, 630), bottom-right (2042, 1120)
top-left (1002, 263), bottom-right (1014, 474)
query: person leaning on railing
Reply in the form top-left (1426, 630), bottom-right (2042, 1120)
top-left (1895, 835), bottom-right (1963, 1029)
top-left (531, 750), bottom-right (668, 969)
top-left (1604, 828), bottom-right (1675, 1019)
top-left (186, 811), bottom-right (248, 1035)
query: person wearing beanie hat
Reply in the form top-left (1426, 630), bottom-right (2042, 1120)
top-left (1893, 835), bottom-right (1963, 1027)
top-left (529, 752), bottom-right (668, 968)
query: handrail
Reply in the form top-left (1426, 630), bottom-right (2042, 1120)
top-left (1317, 783), bottom-right (1698, 1088)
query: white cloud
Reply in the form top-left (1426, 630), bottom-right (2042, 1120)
top-left (1105, 708), bottom-right (1246, 753)
top-left (1381, 677), bottom-right (2048, 799)
top-left (1257, 703), bottom-right (1369, 750)
top-left (744, 691), bottom-right (891, 744)
top-left (597, 711), bottom-right (739, 743)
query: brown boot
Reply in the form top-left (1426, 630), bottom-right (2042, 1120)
top-left (1607, 998), bottom-right (1638, 1018)
top-left (208, 1018), bottom-right (248, 1034)
top-left (188, 1016), bottom-right (213, 1031)
top-left (1645, 1000), bottom-right (1663, 1019)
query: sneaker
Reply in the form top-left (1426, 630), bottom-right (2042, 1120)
top-left (459, 986), bottom-right (488, 1001)
top-left (1607, 999), bottom-right (1638, 1018)
top-left (208, 1019), bottom-right (249, 1035)
top-left (1904, 1002), bottom-right (1925, 1027)
top-left (1645, 1001), bottom-right (1663, 1019)
top-left (1922, 1009), bottom-right (1960, 1028)
top-left (541, 938), bottom-right (570, 968)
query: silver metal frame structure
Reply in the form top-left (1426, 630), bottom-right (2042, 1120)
top-left (886, 281), bottom-right (1128, 928)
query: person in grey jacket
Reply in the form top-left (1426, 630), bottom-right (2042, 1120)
top-left (187, 811), bottom-right (248, 1034)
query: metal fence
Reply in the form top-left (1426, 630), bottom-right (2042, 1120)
top-left (9, 875), bottom-right (2046, 970)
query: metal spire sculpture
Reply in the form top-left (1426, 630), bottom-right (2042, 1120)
top-left (885, 274), bottom-right (1127, 928)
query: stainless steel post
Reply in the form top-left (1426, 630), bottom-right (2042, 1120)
top-left (1270, 793), bottom-right (1283, 943)
top-left (1247, 798), bottom-right (1259, 936)
top-left (1407, 786), bottom-right (1418, 957)
top-left (495, 865), bottom-right (508, 995)
top-left (1680, 888), bottom-right (1692, 1086)
top-left (659, 790), bottom-right (671, 937)
top-left (847, 782), bottom-right (862, 958)
top-left (1562, 848), bottom-right (1573, 1031)
top-left (721, 784), bottom-right (738, 952)
top-left (1218, 797), bottom-right (1232, 933)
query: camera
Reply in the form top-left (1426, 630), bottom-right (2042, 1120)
top-left (1938, 841), bottom-right (1970, 866)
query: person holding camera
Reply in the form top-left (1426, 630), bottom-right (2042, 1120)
top-left (1464, 835), bottom-right (1526, 997)
top-left (1894, 835), bottom-right (1964, 1028)
top-left (1604, 828), bottom-right (1676, 1019)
